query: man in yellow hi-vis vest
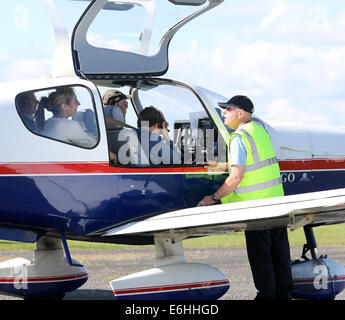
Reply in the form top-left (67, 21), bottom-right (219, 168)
top-left (197, 95), bottom-right (292, 300)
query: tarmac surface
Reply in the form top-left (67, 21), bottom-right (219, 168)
top-left (0, 246), bottom-right (345, 300)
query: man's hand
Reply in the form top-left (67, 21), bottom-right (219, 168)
top-left (197, 165), bottom-right (244, 207)
top-left (161, 121), bottom-right (170, 142)
top-left (197, 195), bottom-right (217, 207)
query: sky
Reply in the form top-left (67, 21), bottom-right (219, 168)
top-left (2, 0), bottom-right (345, 126)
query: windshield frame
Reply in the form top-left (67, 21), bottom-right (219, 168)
top-left (130, 78), bottom-right (230, 145)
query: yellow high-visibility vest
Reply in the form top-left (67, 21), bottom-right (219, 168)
top-left (221, 121), bottom-right (284, 204)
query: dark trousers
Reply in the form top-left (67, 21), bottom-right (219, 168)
top-left (245, 228), bottom-right (293, 300)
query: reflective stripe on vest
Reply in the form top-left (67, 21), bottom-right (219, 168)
top-left (221, 121), bottom-right (284, 203)
top-left (236, 127), bottom-right (279, 173)
top-left (235, 176), bottom-right (282, 194)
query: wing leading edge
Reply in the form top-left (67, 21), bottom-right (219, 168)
top-left (97, 188), bottom-right (345, 238)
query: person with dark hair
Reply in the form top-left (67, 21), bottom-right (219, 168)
top-left (134, 106), bottom-right (180, 165)
top-left (136, 106), bottom-right (170, 140)
top-left (40, 87), bottom-right (96, 148)
top-left (16, 92), bottom-right (39, 131)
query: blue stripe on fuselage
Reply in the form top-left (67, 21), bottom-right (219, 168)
top-left (0, 170), bottom-right (344, 237)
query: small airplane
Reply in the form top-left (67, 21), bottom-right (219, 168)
top-left (0, 0), bottom-right (345, 300)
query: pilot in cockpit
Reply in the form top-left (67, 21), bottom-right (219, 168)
top-left (135, 106), bottom-right (181, 166)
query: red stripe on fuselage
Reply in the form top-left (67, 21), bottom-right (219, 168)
top-left (0, 162), bottom-right (214, 174)
top-left (293, 275), bottom-right (345, 284)
top-left (0, 272), bottom-right (88, 283)
top-left (0, 159), bottom-right (343, 175)
top-left (279, 159), bottom-right (345, 171)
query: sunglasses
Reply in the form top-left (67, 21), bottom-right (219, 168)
top-left (108, 95), bottom-right (127, 105)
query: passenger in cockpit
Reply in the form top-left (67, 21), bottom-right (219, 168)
top-left (135, 106), bottom-right (181, 165)
top-left (40, 87), bottom-right (96, 148)
top-left (16, 92), bottom-right (39, 132)
top-left (102, 89), bottom-right (131, 125)
top-left (102, 89), bottom-right (132, 163)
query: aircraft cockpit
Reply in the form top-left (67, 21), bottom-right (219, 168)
top-left (101, 79), bottom-right (229, 168)
top-left (13, 79), bottom-right (230, 170)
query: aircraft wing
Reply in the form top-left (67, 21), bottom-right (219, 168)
top-left (99, 188), bottom-right (345, 238)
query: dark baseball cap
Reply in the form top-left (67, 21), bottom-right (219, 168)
top-left (102, 89), bottom-right (132, 105)
top-left (218, 95), bottom-right (255, 114)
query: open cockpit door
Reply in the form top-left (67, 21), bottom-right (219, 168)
top-left (71, 0), bottom-right (223, 80)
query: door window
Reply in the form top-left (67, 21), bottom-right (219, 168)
top-left (15, 85), bottom-right (99, 149)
